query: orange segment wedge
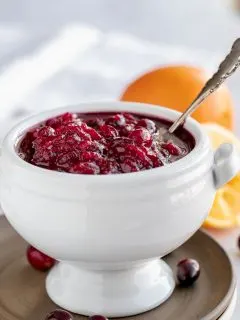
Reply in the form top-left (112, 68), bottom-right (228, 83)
top-left (203, 186), bottom-right (238, 228)
top-left (203, 123), bottom-right (240, 150)
top-left (202, 123), bottom-right (240, 228)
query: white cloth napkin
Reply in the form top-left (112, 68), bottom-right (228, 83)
top-left (0, 23), bottom-right (223, 142)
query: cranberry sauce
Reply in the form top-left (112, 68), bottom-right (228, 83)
top-left (17, 112), bottom-right (195, 174)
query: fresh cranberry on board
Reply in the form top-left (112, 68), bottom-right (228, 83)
top-left (89, 315), bottom-right (108, 320)
top-left (177, 258), bottom-right (200, 286)
top-left (45, 309), bottom-right (74, 320)
top-left (26, 245), bottom-right (55, 271)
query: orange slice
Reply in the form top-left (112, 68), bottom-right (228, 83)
top-left (202, 123), bottom-right (240, 228)
top-left (203, 123), bottom-right (240, 150)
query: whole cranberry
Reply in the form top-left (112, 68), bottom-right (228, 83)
top-left (106, 114), bottom-right (126, 127)
top-left (98, 158), bottom-right (120, 174)
top-left (81, 123), bottom-right (102, 140)
top-left (37, 126), bottom-right (56, 137)
top-left (90, 141), bottom-right (107, 155)
top-left (76, 140), bottom-right (93, 151)
top-left (109, 137), bottom-right (132, 156)
top-left (33, 127), bottom-right (56, 148)
top-left (120, 157), bottom-right (140, 173)
top-left (137, 118), bottom-right (156, 133)
top-left (124, 144), bottom-right (152, 168)
top-left (55, 151), bottom-right (80, 170)
top-left (56, 122), bottom-right (92, 142)
top-left (120, 123), bottom-right (135, 136)
top-left (177, 258), bottom-right (200, 286)
top-left (32, 147), bottom-right (55, 168)
top-left (46, 112), bottom-right (75, 128)
top-left (99, 125), bottom-right (119, 139)
top-left (45, 309), bottom-right (74, 320)
top-left (145, 149), bottom-right (163, 167)
top-left (26, 245), bottom-right (55, 271)
top-left (80, 151), bottom-right (102, 162)
top-left (69, 162), bottom-right (100, 174)
top-left (122, 112), bottom-right (137, 123)
top-left (89, 315), bottom-right (108, 320)
top-left (86, 118), bottom-right (105, 128)
top-left (128, 128), bottom-right (153, 147)
top-left (161, 142), bottom-right (181, 156)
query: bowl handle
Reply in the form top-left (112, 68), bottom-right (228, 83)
top-left (213, 143), bottom-right (240, 189)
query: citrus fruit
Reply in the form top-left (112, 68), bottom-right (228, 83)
top-left (202, 123), bottom-right (240, 228)
top-left (120, 65), bottom-right (234, 130)
top-left (203, 123), bottom-right (240, 150)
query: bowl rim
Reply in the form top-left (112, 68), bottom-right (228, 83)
top-left (2, 101), bottom-right (211, 182)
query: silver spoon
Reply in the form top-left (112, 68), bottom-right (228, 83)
top-left (163, 38), bottom-right (240, 137)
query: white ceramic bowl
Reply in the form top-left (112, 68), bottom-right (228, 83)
top-left (0, 101), bottom-right (239, 317)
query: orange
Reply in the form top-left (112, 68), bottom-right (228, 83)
top-left (202, 123), bottom-right (240, 229)
top-left (203, 123), bottom-right (240, 150)
top-left (203, 189), bottom-right (236, 229)
top-left (120, 65), bottom-right (234, 130)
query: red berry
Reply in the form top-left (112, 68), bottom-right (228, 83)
top-left (124, 144), bottom-right (152, 168)
top-left (32, 146), bottom-right (55, 168)
top-left (90, 141), bottom-right (107, 154)
top-left (120, 157), bottom-right (140, 173)
top-left (89, 316), bottom-right (108, 320)
top-left (99, 125), bottom-right (119, 139)
top-left (56, 122), bottom-right (92, 142)
top-left (76, 140), bottom-right (93, 150)
top-left (27, 245), bottom-right (55, 271)
top-left (128, 128), bottom-right (153, 147)
top-left (53, 138), bottom-right (93, 154)
top-left (64, 134), bottom-right (82, 145)
top-left (81, 123), bottom-right (102, 140)
top-left (177, 258), bottom-right (200, 286)
top-left (86, 118), bottom-right (105, 128)
top-left (46, 112), bottom-right (75, 128)
top-left (31, 127), bottom-right (42, 139)
top-left (37, 126), bottom-right (56, 137)
top-left (45, 309), bottom-right (74, 320)
top-left (106, 114), bottom-right (126, 127)
top-left (69, 162), bottom-right (100, 174)
top-left (98, 158), bottom-right (120, 174)
top-left (33, 126), bottom-right (56, 148)
top-left (145, 148), bottom-right (163, 168)
top-left (80, 151), bottom-right (102, 162)
top-left (109, 137), bottom-right (132, 156)
top-left (56, 151), bottom-right (80, 170)
top-left (122, 112), bottom-right (137, 123)
top-left (161, 142), bottom-right (181, 156)
top-left (120, 123), bottom-right (135, 136)
top-left (137, 119), bottom-right (156, 133)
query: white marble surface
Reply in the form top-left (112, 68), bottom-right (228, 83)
top-left (0, 0), bottom-right (240, 318)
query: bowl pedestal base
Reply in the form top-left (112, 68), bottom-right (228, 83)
top-left (46, 258), bottom-right (175, 317)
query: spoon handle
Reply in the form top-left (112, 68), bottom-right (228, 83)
top-left (168, 38), bottom-right (240, 134)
